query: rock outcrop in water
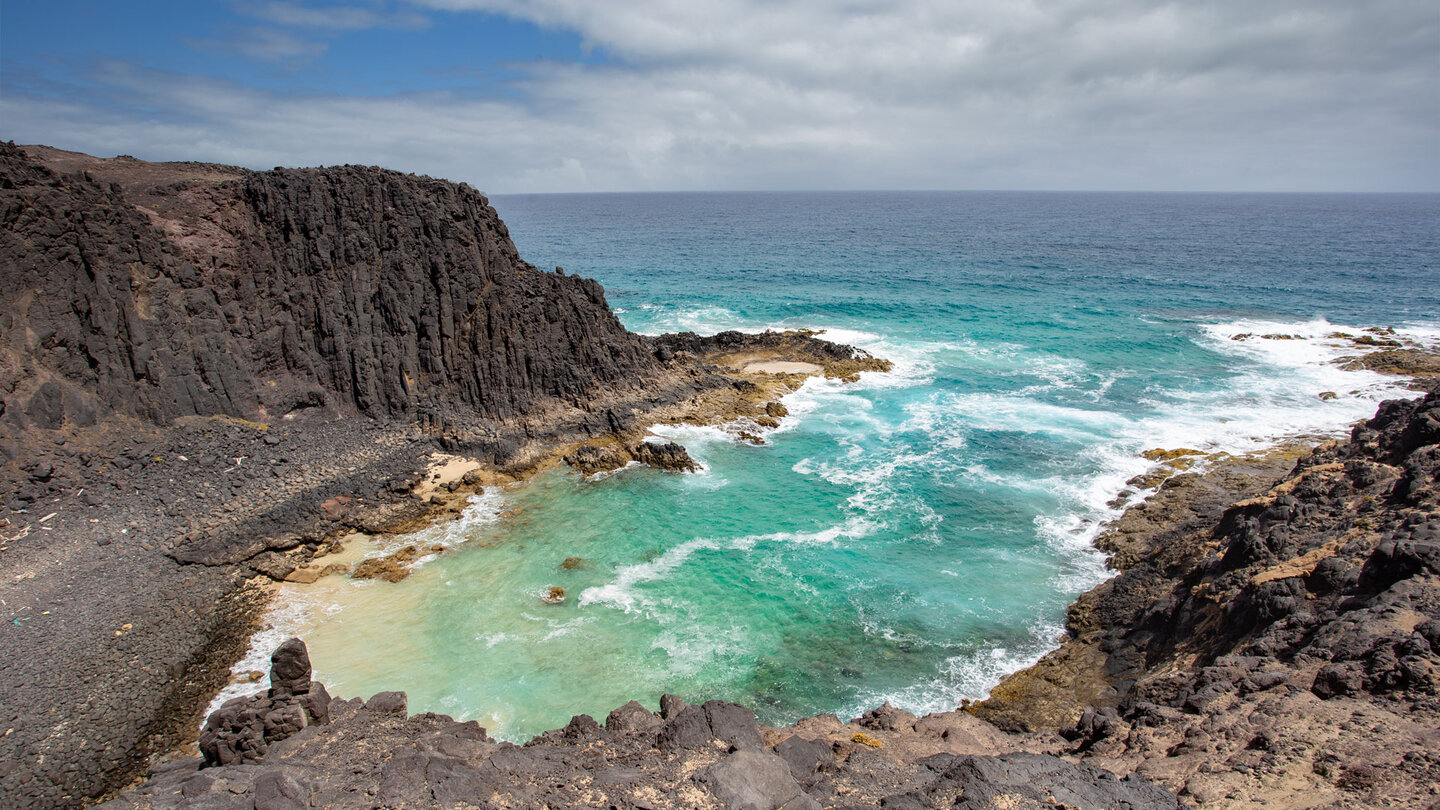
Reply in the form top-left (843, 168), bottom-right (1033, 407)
top-left (563, 439), bottom-right (700, 475)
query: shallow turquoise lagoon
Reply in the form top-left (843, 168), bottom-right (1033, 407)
top-left (221, 191), bottom-right (1440, 739)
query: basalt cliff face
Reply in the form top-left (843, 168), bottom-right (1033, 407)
top-left (0, 143), bottom-right (672, 446)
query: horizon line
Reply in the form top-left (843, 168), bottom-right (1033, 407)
top-left (16, 143), bottom-right (1439, 198)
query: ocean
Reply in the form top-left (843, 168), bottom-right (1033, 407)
top-left (217, 191), bottom-right (1440, 740)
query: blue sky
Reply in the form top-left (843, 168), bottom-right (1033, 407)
top-left (2, 1), bottom-right (1437, 192)
top-left (2, 3), bottom-right (602, 98)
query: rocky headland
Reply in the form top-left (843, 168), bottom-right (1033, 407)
top-left (2, 143), bottom-right (1437, 809)
top-left (0, 143), bottom-right (884, 806)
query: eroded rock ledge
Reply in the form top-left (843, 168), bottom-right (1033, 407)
top-left (103, 639), bottom-right (1178, 810)
top-left (973, 388), bottom-right (1440, 807)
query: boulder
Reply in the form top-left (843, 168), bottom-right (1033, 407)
top-left (606, 700), bottom-right (661, 734)
top-left (703, 700), bottom-right (765, 751)
top-left (631, 441), bottom-right (699, 472)
top-left (365, 691), bottom-right (409, 717)
top-left (657, 703), bottom-right (713, 752)
top-left (698, 749), bottom-right (805, 810)
top-left (198, 639), bottom-right (331, 767)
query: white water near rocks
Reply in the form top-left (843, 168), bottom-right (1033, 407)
top-left (216, 192), bottom-right (1439, 740)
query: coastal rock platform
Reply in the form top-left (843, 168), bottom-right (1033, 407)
top-left (102, 639), bottom-right (1178, 810)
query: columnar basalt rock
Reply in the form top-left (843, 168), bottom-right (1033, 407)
top-left (0, 143), bottom-right (664, 433)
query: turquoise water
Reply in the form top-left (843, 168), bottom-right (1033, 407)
top-left (223, 192), bottom-right (1440, 739)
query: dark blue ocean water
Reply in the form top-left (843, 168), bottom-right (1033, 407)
top-left (223, 192), bottom-right (1440, 739)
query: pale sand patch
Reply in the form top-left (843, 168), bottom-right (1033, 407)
top-left (414, 453), bottom-right (484, 498)
top-left (742, 360), bottom-right (822, 374)
top-left (310, 532), bottom-right (375, 566)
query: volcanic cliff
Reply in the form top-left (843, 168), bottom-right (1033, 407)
top-left (0, 142), bottom-right (690, 449)
top-left (0, 144), bottom-right (885, 807)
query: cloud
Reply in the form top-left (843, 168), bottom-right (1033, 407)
top-left (4, 0), bottom-right (1436, 191)
top-left (243, 2), bottom-right (431, 31)
top-left (187, 26), bottom-right (329, 63)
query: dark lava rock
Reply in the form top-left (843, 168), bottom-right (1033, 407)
top-left (703, 699), bottom-right (766, 751)
top-left (657, 703), bottom-right (713, 752)
top-left (364, 691), bottom-right (408, 717)
top-left (0, 142), bottom-right (664, 432)
top-left (698, 749), bottom-right (808, 810)
top-left (605, 700), bottom-right (660, 734)
top-left (941, 753), bottom-right (1180, 810)
top-left (198, 639), bottom-right (330, 767)
top-left (107, 638), bottom-right (1182, 810)
top-left (631, 440), bottom-right (699, 472)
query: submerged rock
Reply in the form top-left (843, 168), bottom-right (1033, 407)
top-left (350, 543), bottom-right (443, 583)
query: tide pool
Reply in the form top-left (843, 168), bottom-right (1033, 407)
top-left (218, 191), bottom-right (1440, 740)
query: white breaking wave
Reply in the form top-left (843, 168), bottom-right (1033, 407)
top-left (860, 315), bottom-right (1436, 712)
top-left (578, 514), bottom-right (876, 615)
top-left (843, 617), bottom-right (1069, 720)
top-left (632, 305), bottom-right (745, 335)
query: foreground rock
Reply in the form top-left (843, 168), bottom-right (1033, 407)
top-left (104, 640), bottom-right (1177, 810)
top-left (198, 639), bottom-right (332, 767)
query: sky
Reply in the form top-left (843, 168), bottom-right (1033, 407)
top-left (1, 0), bottom-right (1437, 193)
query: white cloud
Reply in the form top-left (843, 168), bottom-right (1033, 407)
top-left (244, 2), bottom-right (431, 31)
top-left (187, 26), bottom-right (329, 62)
top-left (5, 0), bottom-right (1437, 191)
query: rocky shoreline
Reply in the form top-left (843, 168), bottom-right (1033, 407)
top-left (4, 143), bottom-right (1438, 808)
top-left (103, 637), bottom-right (1180, 810)
top-left (95, 384), bottom-right (1440, 810)
top-left (0, 318), bottom-right (887, 808)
